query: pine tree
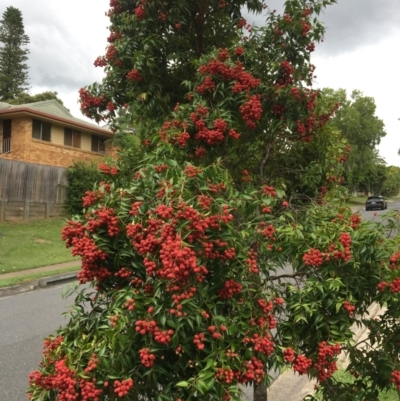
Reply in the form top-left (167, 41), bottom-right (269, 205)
top-left (0, 6), bottom-right (30, 101)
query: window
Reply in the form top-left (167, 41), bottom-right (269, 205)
top-left (1, 119), bottom-right (11, 154)
top-left (64, 128), bottom-right (81, 148)
top-left (91, 135), bottom-right (106, 153)
top-left (32, 119), bottom-right (51, 142)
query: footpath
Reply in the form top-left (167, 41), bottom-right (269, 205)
top-left (0, 260), bottom-right (80, 298)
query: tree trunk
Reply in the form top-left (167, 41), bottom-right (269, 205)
top-left (254, 382), bottom-right (267, 401)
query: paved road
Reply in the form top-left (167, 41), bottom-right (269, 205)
top-left (0, 283), bottom-right (76, 400)
top-left (1, 200), bottom-right (399, 401)
top-left (352, 198), bottom-right (400, 217)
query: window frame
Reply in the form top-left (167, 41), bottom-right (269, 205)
top-left (64, 128), bottom-right (81, 149)
top-left (32, 119), bottom-right (52, 142)
top-left (91, 135), bottom-right (106, 153)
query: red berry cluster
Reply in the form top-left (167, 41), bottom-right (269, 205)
top-left (198, 57), bottom-right (260, 93)
top-left (123, 298), bottom-right (135, 311)
top-left (237, 357), bottom-right (265, 384)
top-left (390, 370), bottom-right (400, 389)
top-left (185, 165), bottom-right (202, 178)
top-left (79, 88), bottom-right (107, 118)
top-left (105, 44), bottom-right (118, 61)
top-left (248, 333), bottom-right (275, 356)
top-left (303, 248), bottom-right (323, 267)
top-left (293, 354), bottom-right (312, 375)
top-left (301, 19), bottom-right (311, 36)
top-left (262, 224), bottom-right (275, 239)
top-left (334, 232), bottom-right (352, 262)
top-left (42, 335), bottom-right (64, 357)
top-left (113, 378), bottom-right (134, 398)
top-left (87, 206), bottom-right (121, 237)
top-left (126, 69), bottom-right (142, 81)
top-left (377, 281), bottom-right (388, 292)
top-left (109, 0), bottom-right (121, 14)
top-left (263, 185), bottom-right (277, 197)
top-left (314, 342), bottom-right (341, 381)
top-left (242, 170), bottom-right (252, 182)
top-left (389, 252), bottom-right (400, 270)
top-left (62, 231), bottom-right (109, 283)
top-left (194, 146), bottom-right (207, 157)
top-left (134, 5), bottom-right (145, 20)
top-left (390, 278), bottom-right (400, 293)
top-left (196, 76), bottom-right (216, 94)
top-left (135, 319), bottom-right (157, 335)
top-left (237, 19), bottom-right (246, 29)
top-left (193, 333), bottom-right (205, 350)
top-left (154, 329), bottom-right (174, 344)
top-left (110, 314), bottom-right (119, 328)
top-left (228, 128), bottom-right (240, 139)
top-left (114, 267), bottom-right (132, 279)
top-left (246, 249), bottom-right (259, 273)
top-left (279, 61), bottom-right (294, 85)
top-left (99, 163), bottom-right (118, 175)
top-left (93, 56), bottom-right (107, 67)
top-left (239, 95), bottom-right (262, 129)
top-left (84, 354), bottom-right (99, 373)
top-left (107, 30), bottom-right (122, 43)
top-left (343, 300), bottom-right (355, 315)
top-left (29, 358), bottom-right (80, 401)
top-left (283, 347), bottom-right (295, 362)
top-left (218, 279), bottom-right (243, 299)
top-left (350, 213), bottom-right (362, 229)
top-left (197, 195), bottom-right (212, 210)
top-left (216, 367), bottom-right (234, 383)
top-left (139, 348), bottom-right (156, 367)
top-left (257, 299), bottom-right (273, 314)
top-left (234, 46), bottom-right (245, 56)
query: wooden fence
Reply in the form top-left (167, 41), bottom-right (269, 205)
top-left (0, 159), bottom-right (68, 221)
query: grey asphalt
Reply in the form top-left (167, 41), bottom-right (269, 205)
top-left (0, 283), bottom-right (75, 400)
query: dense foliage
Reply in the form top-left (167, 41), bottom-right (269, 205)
top-left (63, 161), bottom-right (103, 216)
top-left (0, 6), bottom-right (30, 101)
top-left (28, 1), bottom-right (400, 401)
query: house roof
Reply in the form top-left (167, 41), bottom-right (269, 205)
top-left (0, 100), bottom-right (112, 136)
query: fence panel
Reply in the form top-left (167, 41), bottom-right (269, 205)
top-left (0, 159), bottom-right (68, 221)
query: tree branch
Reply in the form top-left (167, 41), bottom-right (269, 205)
top-left (269, 272), bottom-right (307, 281)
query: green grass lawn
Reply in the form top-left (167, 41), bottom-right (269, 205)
top-left (0, 218), bottom-right (78, 275)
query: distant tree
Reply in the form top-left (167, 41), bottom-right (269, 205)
top-left (358, 155), bottom-right (387, 195)
top-left (0, 6), bottom-right (30, 100)
top-left (5, 91), bottom-right (69, 110)
top-left (383, 166), bottom-right (400, 196)
top-left (322, 88), bottom-right (386, 192)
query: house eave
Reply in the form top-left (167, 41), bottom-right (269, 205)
top-left (0, 107), bottom-right (113, 137)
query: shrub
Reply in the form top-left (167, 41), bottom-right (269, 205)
top-left (63, 161), bottom-right (103, 216)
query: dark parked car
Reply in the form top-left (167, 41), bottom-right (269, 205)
top-left (365, 195), bottom-right (387, 211)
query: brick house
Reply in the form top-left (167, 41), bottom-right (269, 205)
top-left (0, 99), bottom-right (113, 168)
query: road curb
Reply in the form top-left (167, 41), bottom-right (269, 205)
top-left (0, 271), bottom-right (79, 298)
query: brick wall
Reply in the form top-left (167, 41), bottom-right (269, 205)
top-left (0, 116), bottom-right (113, 168)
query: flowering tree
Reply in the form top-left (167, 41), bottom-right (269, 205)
top-left (28, 1), bottom-right (400, 401)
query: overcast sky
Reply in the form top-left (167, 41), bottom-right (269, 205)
top-left (3, 0), bottom-right (400, 167)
